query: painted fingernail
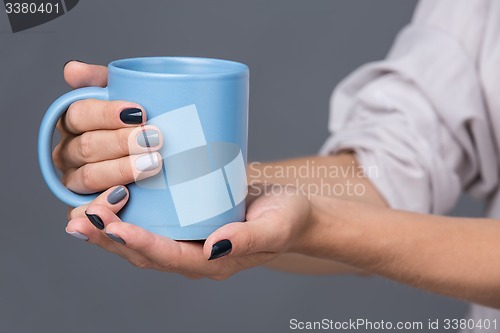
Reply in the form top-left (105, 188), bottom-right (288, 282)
top-left (85, 212), bottom-right (104, 230)
top-left (208, 239), bottom-right (232, 260)
top-left (107, 186), bottom-right (127, 205)
top-left (63, 59), bottom-right (84, 68)
top-left (65, 228), bottom-right (88, 241)
top-left (137, 129), bottom-right (160, 148)
top-left (120, 108), bottom-right (143, 125)
top-left (135, 153), bottom-right (159, 172)
top-left (106, 232), bottom-right (126, 245)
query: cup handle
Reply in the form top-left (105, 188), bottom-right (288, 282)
top-left (38, 87), bottom-right (109, 207)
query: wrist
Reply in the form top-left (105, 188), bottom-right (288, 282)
top-left (291, 195), bottom-right (339, 256)
top-left (293, 195), bottom-right (369, 261)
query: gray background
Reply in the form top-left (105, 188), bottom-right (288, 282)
top-left (0, 1), bottom-right (483, 332)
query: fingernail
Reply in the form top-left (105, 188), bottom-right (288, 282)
top-left (106, 232), bottom-right (126, 245)
top-left (63, 59), bottom-right (84, 68)
top-left (65, 228), bottom-right (88, 241)
top-left (208, 239), bottom-right (232, 260)
top-left (135, 153), bottom-right (159, 172)
top-left (137, 129), bottom-right (160, 148)
top-left (107, 186), bottom-right (127, 205)
top-left (120, 108), bottom-right (143, 125)
top-left (85, 212), bottom-right (104, 230)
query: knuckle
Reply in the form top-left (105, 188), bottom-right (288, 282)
top-left (118, 129), bottom-right (132, 155)
top-left (118, 157), bottom-right (133, 182)
top-left (78, 132), bottom-right (93, 161)
top-left (80, 164), bottom-right (97, 191)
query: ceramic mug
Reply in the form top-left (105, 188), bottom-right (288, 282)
top-left (39, 57), bottom-right (249, 240)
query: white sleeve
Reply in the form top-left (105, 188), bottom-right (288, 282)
top-left (320, 0), bottom-right (497, 214)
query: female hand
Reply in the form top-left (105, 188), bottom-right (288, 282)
top-left (66, 183), bottom-right (312, 279)
top-left (53, 61), bottom-right (163, 194)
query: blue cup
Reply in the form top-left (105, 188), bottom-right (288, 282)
top-left (39, 57), bottom-right (249, 240)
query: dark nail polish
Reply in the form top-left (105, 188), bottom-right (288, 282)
top-left (63, 59), bottom-right (84, 68)
top-left (208, 239), bottom-right (232, 260)
top-left (106, 232), bottom-right (126, 245)
top-left (85, 212), bottom-right (104, 230)
top-left (120, 108), bottom-right (143, 125)
top-left (107, 186), bottom-right (127, 205)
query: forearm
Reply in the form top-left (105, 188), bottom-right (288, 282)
top-left (301, 196), bottom-right (500, 308)
top-left (247, 154), bottom-right (386, 275)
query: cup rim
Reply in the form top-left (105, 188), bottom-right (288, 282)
top-left (108, 56), bottom-right (249, 79)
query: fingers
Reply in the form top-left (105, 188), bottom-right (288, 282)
top-left (64, 61), bottom-right (108, 89)
top-left (62, 99), bottom-right (146, 135)
top-left (62, 62), bottom-right (139, 135)
top-left (66, 210), bottom-right (154, 269)
top-left (68, 194), bottom-right (276, 277)
top-left (56, 125), bottom-right (163, 168)
top-left (105, 223), bottom-right (179, 260)
top-left (63, 152), bottom-right (163, 194)
top-left (104, 221), bottom-right (277, 278)
top-left (104, 222), bottom-right (211, 272)
top-left (70, 204), bottom-right (186, 272)
top-left (67, 187), bottom-right (155, 267)
top-left (67, 186), bottom-right (128, 249)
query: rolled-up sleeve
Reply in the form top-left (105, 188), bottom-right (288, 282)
top-left (320, 0), bottom-right (498, 214)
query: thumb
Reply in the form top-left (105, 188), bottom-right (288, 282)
top-left (204, 217), bottom-right (287, 260)
top-left (63, 60), bottom-right (108, 89)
